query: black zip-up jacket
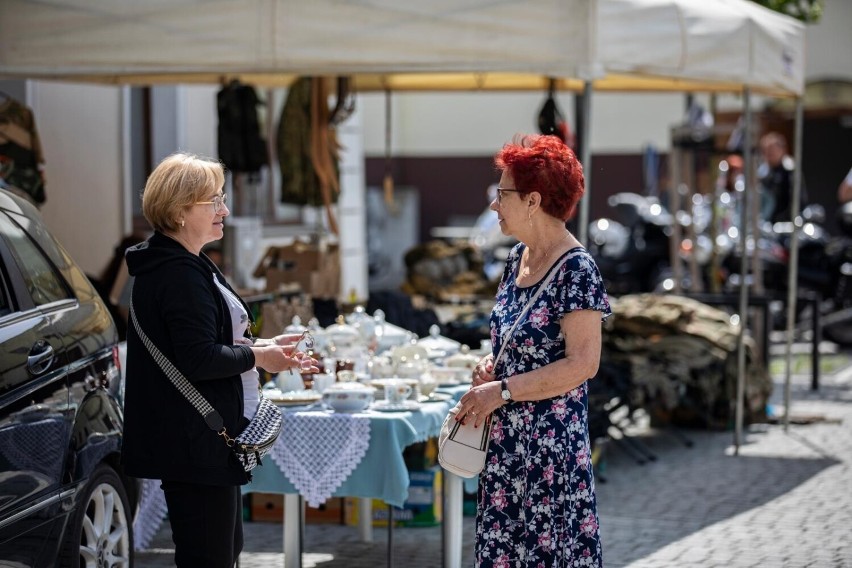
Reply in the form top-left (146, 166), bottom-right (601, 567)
top-left (121, 232), bottom-right (254, 486)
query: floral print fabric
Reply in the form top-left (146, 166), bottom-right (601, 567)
top-left (477, 245), bottom-right (611, 567)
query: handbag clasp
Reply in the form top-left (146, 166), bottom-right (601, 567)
top-left (218, 428), bottom-right (236, 447)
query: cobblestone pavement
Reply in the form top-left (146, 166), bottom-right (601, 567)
top-left (135, 350), bottom-right (852, 567)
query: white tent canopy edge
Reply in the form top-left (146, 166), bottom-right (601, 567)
top-left (0, 0), bottom-right (804, 97)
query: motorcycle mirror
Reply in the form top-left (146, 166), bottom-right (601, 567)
top-left (801, 204), bottom-right (826, 225)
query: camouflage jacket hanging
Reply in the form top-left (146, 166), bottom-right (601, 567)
top-left (276, 77), bottom-right (340, 208)
top-left (0, 97), bottom-right (46, 205)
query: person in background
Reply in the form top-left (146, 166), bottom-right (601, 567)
top-left (202, 242), bottom-right (227, 273)
top-left (837, 166), bottom-right (852, 205)
top-left (458, 134), bottom-right (610, 567)
top-left (758, 132), bottom-right (806, 224)
top-left (89, 232), bottom-right (147, 339)
top-left (122, 153), bottom-right (317, 567)
top-left (470, 183), bottom-right (516, 281)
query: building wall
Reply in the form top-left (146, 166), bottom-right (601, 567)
top-left (31, 83), bottom-right (124, 277)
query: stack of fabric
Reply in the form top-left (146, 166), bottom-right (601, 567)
top-left (599, 293), bottom-right (772, 429)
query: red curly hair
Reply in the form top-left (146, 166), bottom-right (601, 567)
top-left (495, 134), bottom-right (584, 221)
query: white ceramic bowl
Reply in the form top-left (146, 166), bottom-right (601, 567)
top-left (429, 365), bottom-right (473, 385)
top-left (322, 384), bottom-right (375, 413)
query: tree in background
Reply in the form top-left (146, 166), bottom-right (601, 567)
top-left (752, 0), bottom-right (823, 23)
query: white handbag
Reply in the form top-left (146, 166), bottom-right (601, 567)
top-left (438, 254), bottom-right (568, 478)
top-left (437, 402), bottom-right (492, 478)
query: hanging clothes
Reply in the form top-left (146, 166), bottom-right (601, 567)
top-left (277, 77), bottom-right (340, 233)
top-left (0, 96), bottom-right (46, 206)
top-left (537, 79), bottom-right (574, 149)
top-left (216, 80), bottom-right (268, 177)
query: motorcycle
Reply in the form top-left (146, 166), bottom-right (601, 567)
top-left (587, 192), bottom-right (676, 295)
top-left (819, 202), bottom-right (852, 345)
top-left (589, 192), bottom-right (851, 342)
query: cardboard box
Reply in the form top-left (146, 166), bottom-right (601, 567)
top-left (253, 241), bottom-right (340, 298)
top-left (251, 492), bottom-right (284, 523)
top-left (403, 438), bottom-right (439, 471)
top-left (344, 467), bottom-right (442, 527)
top-left (250, 493), bottom-right (345, 524)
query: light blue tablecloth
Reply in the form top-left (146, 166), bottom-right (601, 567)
top-left (244, 400), bottom-right (451, 508)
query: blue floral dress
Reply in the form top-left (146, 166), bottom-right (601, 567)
top-left (476, 244), bottom-right (611, 568)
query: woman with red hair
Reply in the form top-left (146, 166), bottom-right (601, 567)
top-left (458, 134), bottom-right (610, 566)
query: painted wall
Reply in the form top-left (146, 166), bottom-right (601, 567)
top-left (805, 0), bottom-right (852, 81)
top-left (358, 91), bottom-right (688, 156)
top-left (31, 83), bottom-right (124, 277)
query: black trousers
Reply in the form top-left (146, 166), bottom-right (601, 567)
top-left (160, 480), bottom-right (243, 568)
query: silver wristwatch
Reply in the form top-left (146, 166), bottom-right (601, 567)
top-left (500, 378), bottom-right (513, 402)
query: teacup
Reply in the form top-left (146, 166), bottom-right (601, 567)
top-left (337, 369), bottom-right (357, 383)
top-left (312, 372), bottom-right (335, 393)
top-left (384, 380), bottom-right (412, 405)
top-left (276, 369), bottom-right (305, 393)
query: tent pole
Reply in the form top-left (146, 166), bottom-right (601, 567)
top-left (578, 81), bottom-right (592, 245)
top-left (783, 96), bottom-right (805, 431)
top-left (734, 87), bottom-right (752, 455)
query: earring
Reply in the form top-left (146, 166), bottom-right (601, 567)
top-left (180, 219), bottom-right (185, 228)
top-left (528, 210), bottom-right (532, 227)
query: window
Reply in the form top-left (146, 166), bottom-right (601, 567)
top-left (0, 213), bottom-right (70, 306)
top-left (0, 274), bottom-right (10, 318)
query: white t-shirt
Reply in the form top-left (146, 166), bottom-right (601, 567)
top-left (213, 274), bottom-right (260, 419)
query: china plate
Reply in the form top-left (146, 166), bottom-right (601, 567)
top-left (418, 393), bottom-right (452, 403)
top-left (266, 389), bottom-right (322, 406)
top-left (371, 400), bottom-right (422, 412)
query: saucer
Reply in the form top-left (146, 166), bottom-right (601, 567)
top-left (266, 389), bottom-right (322, 406)
top-left (418, 393), bottom-right (452, 403)
top-left (371, 400), bottom-right (422, 412)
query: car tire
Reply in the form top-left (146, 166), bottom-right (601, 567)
top-left (59, 464), bottom-right (134, 568)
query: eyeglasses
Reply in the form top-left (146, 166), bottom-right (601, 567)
top-left (195, 193), bottom-right (228, 214)
top-left (495, 187), bottom-right (521, 204)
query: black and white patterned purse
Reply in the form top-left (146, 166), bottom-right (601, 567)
top-left (130, 300), bottom-right (282, 472)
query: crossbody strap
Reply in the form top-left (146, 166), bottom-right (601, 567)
top-left (129, 299), bottom-right (228, 435)
top-left (494, 251), bottom-right (571, 366)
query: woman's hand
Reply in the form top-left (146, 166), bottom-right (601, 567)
top-left (471, 353), bottom-right (496, 387)
top-left (272, 332), bottom-right (306, 347)
top-left (250, 333), bottom-right (306, 347)
top-left (293, 350), bottom-right (320, 374)
top-left (251, 344), bottom-right (319, 374)
top-left (456, 380), bottom-right (503, 429)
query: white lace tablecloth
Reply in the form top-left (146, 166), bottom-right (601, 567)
top-left (270, 411), bottom-right (371, 507)
top-left (132, 478), bottom-right (167, 551)
top-left (247, 400), bottom-right (451, 508)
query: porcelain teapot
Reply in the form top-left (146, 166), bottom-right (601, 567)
top-left (445, 344), bottom-right (480, 369)
top-left (325, 315), bottom-right (361, 348)
top-left (346, 305), bottom-right (377, 345)
top-left (416, 324), bottom-right (460, 359)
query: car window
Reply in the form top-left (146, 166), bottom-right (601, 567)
top-left (0, 272), bottom-right (10, 317)
top-left (0, 213), bottom-right (71, 306)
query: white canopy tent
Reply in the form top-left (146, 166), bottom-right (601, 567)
top-left (1, 0), bottom-right (806, 461)
top-left (1, 0), bottom-right (804, 96)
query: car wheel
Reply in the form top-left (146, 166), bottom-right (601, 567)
top-left (60, 464), bottom-right (134, 568)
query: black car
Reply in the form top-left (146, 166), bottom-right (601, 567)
top-left (0, 188), bottom-right (136, 566)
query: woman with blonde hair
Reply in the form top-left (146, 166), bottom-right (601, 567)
top-left (122, 153), bottom-right (315, 567)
